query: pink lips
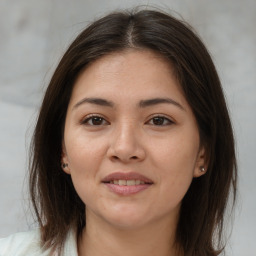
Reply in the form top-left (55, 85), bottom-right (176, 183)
top-left (102, 172), bottom-right (153, 196)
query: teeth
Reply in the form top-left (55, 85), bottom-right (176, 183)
top-left (127, 180), bottom-right (135, 186)
top-left (135, 180), bottom-right (140, 185)
top-left (111, 180), bottom-right (146, 186)
top-left (119, 180), bottom-right (126, 186)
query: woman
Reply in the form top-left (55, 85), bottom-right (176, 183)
top-left (0, 8), bottom-right (237, 256)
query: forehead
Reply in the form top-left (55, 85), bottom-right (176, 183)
top-left (69, 49), bottom-right (186, 106)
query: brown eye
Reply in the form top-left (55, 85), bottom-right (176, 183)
top-left (148, 116), bottom-right (173, 126)
top-left (91, 116), bottom-right (104, 125)
top-left (82, 115), bottom-right (109, 126)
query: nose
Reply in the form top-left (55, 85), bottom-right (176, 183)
top-left (107, 123), bottom-right (146, 163)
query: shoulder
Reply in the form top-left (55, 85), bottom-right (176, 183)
top-left (0, 228), bottom-right (78, 256)
top-left (0, 229), bottom-right (50, 256)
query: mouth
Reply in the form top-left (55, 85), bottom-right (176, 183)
top-left (102, 172), bottom-right (153, 195)
top-left (105, 180), bottom-right (150, 185)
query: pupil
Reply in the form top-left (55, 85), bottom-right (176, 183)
top-left (153, 117), bottom-right (164, 125)
top-left (92, 117), bottom-right (102, 125)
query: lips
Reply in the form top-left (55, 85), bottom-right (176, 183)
top-left (102, 172), bottom-right (153, 195)
top-left (102, 172), bottom-right (153, 184)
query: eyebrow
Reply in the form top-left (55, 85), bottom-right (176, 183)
top-left (139, 98), bottom-right (185, 110)
top-left (73, 98), bottom-right (114, 110)
top-left (73, 97), bottom-right (184, 111)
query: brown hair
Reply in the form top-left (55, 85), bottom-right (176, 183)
top-left (29, 8), bottom-right (237, 255)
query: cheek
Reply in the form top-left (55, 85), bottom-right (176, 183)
top-left (150, 128), bottom-right (199, 198)
top-left (64, 133), bottom-right (107, 199)
top-left (66, 132), bottom-right (106, 169)
top-left (154, 147), bottom-right (196, 212)
top-left (151, 132), bottom-right (199, 172)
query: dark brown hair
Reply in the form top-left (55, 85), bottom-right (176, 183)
top-left (29, 8), bottom-right (237, 255)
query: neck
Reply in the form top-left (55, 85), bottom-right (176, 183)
top-left (78, 211), bottom-right (182, 256)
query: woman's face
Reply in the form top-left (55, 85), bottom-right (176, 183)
top-left (62, 50), bottom-right (206, 229)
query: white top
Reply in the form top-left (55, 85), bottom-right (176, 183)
top-left (0, 229), bottom-right (78, 256)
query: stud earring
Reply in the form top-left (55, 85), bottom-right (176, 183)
top-left (62, 163), bottom-right (68, 168)
top-left (200, 166), bottom-right (205, 172)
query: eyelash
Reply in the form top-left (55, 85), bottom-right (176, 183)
top-left (146, 115), bottom-right (174, 126)
top-left (80, 114), bottom-right (174, 126)
top-left (80, 114), bottom-right (109, 126)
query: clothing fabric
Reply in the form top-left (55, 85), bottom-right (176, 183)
top-left (0, 229), bottom-right (78, 256)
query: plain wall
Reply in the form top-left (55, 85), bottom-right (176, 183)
top-left (0, 0), bottom-right (255, 255)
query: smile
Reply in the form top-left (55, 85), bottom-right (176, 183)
top-left (108, 180), bottom-right (148, 185)
top-left (102, 172), bottom-right (153, 195)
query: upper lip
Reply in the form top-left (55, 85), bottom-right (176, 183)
top-left (102, 172), bottom-right (154, 184)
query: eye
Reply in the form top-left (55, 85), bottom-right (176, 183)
top-left (81, 115), bottom-right (109, 126)
top-left (147, 116), bottom-right (174, 126)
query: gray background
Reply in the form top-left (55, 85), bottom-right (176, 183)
top-left (0, 0), bottom-right (255, 255)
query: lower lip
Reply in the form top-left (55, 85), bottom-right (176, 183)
top-left (104, 183), bottom-right (152, 195)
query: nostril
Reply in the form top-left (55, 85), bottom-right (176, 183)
top-left (111, 155), bottom-right (138, 161)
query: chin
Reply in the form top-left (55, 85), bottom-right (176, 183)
top-left (102, 207), bottom-right (150, 229)
top-left (108, 216), bottom-right (148, 230)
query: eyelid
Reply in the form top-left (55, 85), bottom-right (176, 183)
top-left (146, 114), bottom-right (175, 125)
top-left (80, 114), bottom-right (110, 125)
top-left (79, 113), bottom-right (175, 126)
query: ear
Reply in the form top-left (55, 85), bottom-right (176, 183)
top-left (61, 142), bottom-right (71, 175)
top-left (193, 146), bottom-right (208, 178)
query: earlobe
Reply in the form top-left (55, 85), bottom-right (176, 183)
top-left (61, 144), bottom-right (71, 174)
top-left (193, 146), bottom-right (208, 178)
top-left (61, 157), bottom-right (71, 174)
top-left (199, 166), bottom-right (206, 173)
top-left (193, 165), bottom-right (207, 178)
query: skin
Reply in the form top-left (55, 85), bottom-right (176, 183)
top-left (62, 50), bottom-right (206, 256)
